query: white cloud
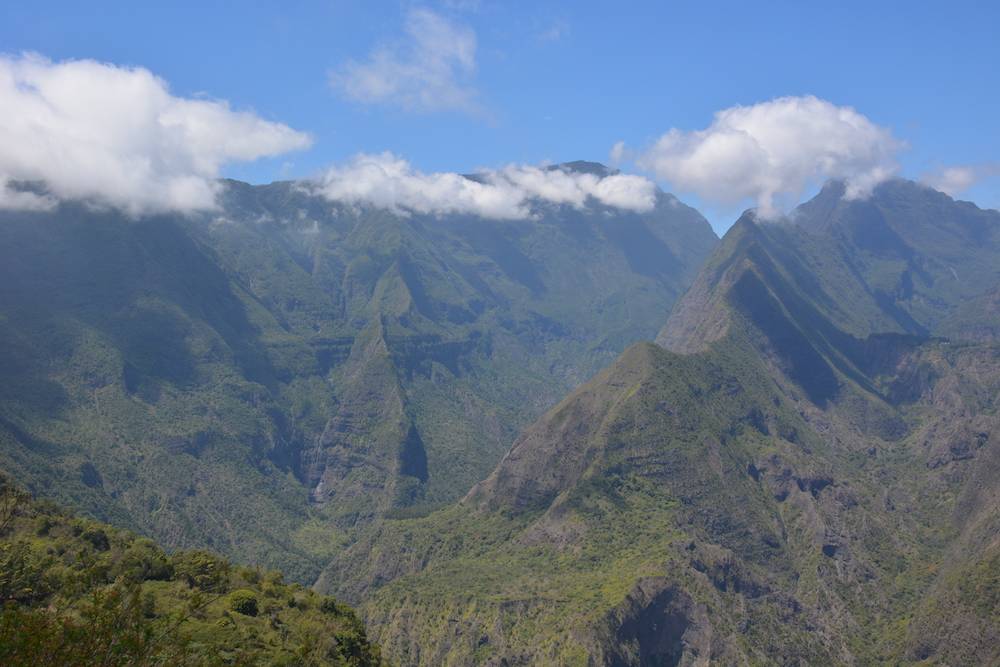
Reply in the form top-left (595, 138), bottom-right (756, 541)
top-left (609, 141), bottom-right (628, 166)
top-left (0, 53), bottom-right (311, 214)
top-left (331, 9), bottom-right (480, 114)
top-left (628, 95), bottom-right (903, 217)
top-left (920, 164), bottom-right (1000, 197)
top-left (312, 152), bottom-right (657, 219)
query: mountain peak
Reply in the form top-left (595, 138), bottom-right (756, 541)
top-left (549, 160), bottom-right (615, 177)
top-left (660, 171), bottom-right (1000, 359)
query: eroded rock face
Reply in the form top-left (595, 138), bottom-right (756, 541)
top-left (593, 578), bottom-right (711, 667)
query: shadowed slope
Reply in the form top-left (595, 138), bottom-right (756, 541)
top-left (0, 163), bottom-right (716, 582)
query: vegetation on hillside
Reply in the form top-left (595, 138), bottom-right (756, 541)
top-left (321, 181), bottom-right (1000, 665)
top-left (0, 475), bottom-right (383, 666)
top-left (0, 171), bottom-right (716, 579)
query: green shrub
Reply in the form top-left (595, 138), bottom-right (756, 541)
top-left (229, 590), bottom-right (259, 617)
top-left (0, 479), bottom-right (385, 665)
top-left (171, 550), bottom-right (230, 592)
top-left (81, 529), bottom-right (110, 552)
top-left (35, 517), bottom-right (54, 537)
top-left (0, 542), bottom-right (49, 604)
top-left (319, 596), bottom-right (348, 617)
top-left (119, 539), bottom-right (172, 582)
top-left (141, 591), bottom-right (156, 618)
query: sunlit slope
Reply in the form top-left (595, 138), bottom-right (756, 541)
top-left (325, 180), bottom-right (1000, 665)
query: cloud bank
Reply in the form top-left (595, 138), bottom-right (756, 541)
top-left (0, 54), bottom-right (311, 214)
top-left (920, 164), bottom-right (1000, 197)
top-left (626, 95), bottom-right (902, 217)
top-left (331, 9), bottom-right (480, 114)
top-left (313, 153), bottom-right (657, 219)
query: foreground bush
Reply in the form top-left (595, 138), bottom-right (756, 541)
top-left (0, 476), bottom-right (384, 666)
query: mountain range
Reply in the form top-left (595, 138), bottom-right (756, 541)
top-left (2, 165), bottom-right (999, 665)
top-left (0, 162), bottom-right (715, 583)
top-left (316, 179), bottom-right (1000, 665)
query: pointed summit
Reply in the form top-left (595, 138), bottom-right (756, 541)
top-left (549, 160), bottom-right (615, 177)
top-left (659, 177), bottom-right (1000, 354)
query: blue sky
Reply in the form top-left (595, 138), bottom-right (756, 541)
top-left (2, 0), bottom-right (998, 229)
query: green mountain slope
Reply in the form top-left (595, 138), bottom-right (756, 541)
top-left (0, 474), bottom-right (384, 666)
top-left (321, 181), bottom-right (1000, 665)
top-left (0, 163), bottom-right (716, 580)
top-left (660, 179), bottom-right (1000, 353)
